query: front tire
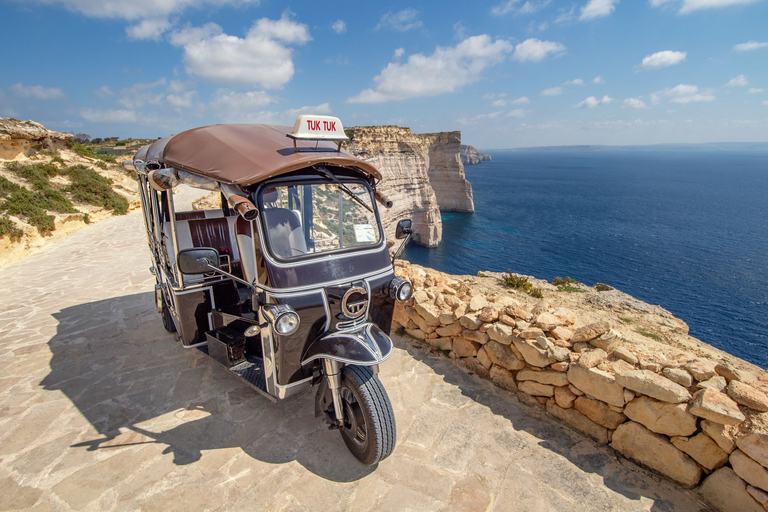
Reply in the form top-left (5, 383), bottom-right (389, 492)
top-left (161, 298), bottom-right (176, 333)
top-left (338, 365), bottom-right (396, 465)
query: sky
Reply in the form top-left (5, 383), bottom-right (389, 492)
top-left (1, 0), bottom-right (767, 148)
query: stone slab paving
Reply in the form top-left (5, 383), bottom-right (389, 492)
top-left (0, 204), bottom-right (709, 511)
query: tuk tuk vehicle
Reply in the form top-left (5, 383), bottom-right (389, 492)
top-left (125, 115), bottom-right (413, 465)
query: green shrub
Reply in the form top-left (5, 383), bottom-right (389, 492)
top-left (0, 215), bottom-right (23, 241)
top-left (552, 276), bottom-right (579, 286)
top-left (636, 329), bottom-right (662, 341)
top-left (61, 165), bottom-right (128, 215)
top-left (502, 271), bottom-right (543, 298)
top-left (0, 176), bottom-right (21, 198)
top-left (95, 161), bottom-right (107, 170)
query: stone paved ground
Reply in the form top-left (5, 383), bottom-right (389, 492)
top-left (0, 199), bottom-right (710, 511)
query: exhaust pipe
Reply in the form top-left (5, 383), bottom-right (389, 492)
top-left (221, 183), bottom-right (258, 221)
top-left (374, 190), bottom-right (393, 209)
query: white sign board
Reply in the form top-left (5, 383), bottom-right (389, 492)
top-left (287, 115), bottom-right (349, 141)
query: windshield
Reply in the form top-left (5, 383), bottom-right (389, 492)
top-left (259, 180), bottom-right (382, 260)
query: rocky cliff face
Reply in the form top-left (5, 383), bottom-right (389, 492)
top-left (460, 144), bottom-right (491, 165)
top-left (348, 126), bottom-right (474, 247)
top-left (0, 118), bottom-right (71, 160)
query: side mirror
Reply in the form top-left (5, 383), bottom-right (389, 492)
top-left (178, 248), bottom-right (220, 275)
top-left (395, 219), bottom-right (413, 240)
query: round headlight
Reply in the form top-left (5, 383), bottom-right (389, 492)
top-left (389, 278), bottom-right (413, 302)
top-left (275, 311), bottom-right (300, 335)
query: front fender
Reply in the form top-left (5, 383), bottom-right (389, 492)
top-left (301, 323), bottom-right (393, 366)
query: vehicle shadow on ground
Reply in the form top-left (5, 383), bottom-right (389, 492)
top-left (40, 292), bottom-right (375, 483)
top-left (394, 337), bottom-right (698, 512)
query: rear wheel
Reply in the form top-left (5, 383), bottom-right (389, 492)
top-left (161, 297), bottom-right (176, 333)
top-left (338, 365), bottom-right (396, 465)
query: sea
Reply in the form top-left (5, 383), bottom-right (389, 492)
top-left (402, 147), bottom-right (768, 369)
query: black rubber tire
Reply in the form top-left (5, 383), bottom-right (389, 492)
top-left (338, 365), bottom-right (396, 465)
top-left (161, 298), bottom-right (176, 333)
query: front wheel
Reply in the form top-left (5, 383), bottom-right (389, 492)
top-left (161, 298), bottom-right (176, 333)
top-left (338, 365), bottom-right (396, 465)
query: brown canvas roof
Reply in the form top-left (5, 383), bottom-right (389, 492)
top-left (137, 124), bottom-right (381, 186)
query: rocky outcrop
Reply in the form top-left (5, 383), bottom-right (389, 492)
top-left (460, 145), bottom-right (491, 165)
top-left (347, 126), bottom-right (474, 247)
top-left (0, 117), bottom-right (71, 160)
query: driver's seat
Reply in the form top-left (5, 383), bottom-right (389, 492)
top-left (263, 208), bottom-right (307, 258)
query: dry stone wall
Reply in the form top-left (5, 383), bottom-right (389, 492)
top-left (393, 260), bottom-right (768, 512)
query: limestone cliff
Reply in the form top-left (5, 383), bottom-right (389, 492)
top-left (460, 144), bottom-right (491, 165)
top-left (0, 117), bottom-right (71, 160)
top-left (347, 126), bottom-right (474, 247)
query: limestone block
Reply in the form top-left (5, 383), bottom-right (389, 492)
top-left (737, 433), bottom-right (768, 469)
top-left (438, 312), bottom-right (455, 325)
top-left (430, 337), bottom-right (453, 351)
top-left (611, 422), bottom-right (701, 487)
top-left (518, 380), bottom-right (555, 397)
top-left (689, 388), bottom-right (746, 426)
top-left (414, 303), bottom-right (442, 326)
top-left (685, 360), bottom-right (717, 382)
top-left (499, 314), bottom-right (516, 327)
top-left (517, 369), bottom-right (569, 387)
top-left (697, 376), bottom-right (727, 392)
top-left (623, 396), bottom-right (697, 437)
top-left (483, 341), bottom-right (525, 371)
top-left (569, 384), bottom-right (585, 396)
top-left (546, 401), bottom-right (609, 444)
top-left (551, 362), bottom-right (569, 372)
top-left (611, 360), bottom-right (635, 374)
top-left (716, 362), bottom-right (745, 383)
top-left (507, 306), bottom-right (531, 321)
top-left (412, 289), bottom-right (429, 304)
top-left (567, 363), bottom-right (625, 408)
top-left (519, 327), bottom-right (546, 340)
top-left (728, 380), bottom-right (768, 412)
top-left (457, 355), bottom-right (490, 380)
top-left (571, 321), bottom-right (610, 343)
top-left (546, 345), bottom-right (570, 363)
top-left (613, 346), bottom-right (638, 365)
top-left (512, 339), bottom-right (557, 368)
top-left (405, 328), bottom-right (427, 340)
top-left (462, 329), bottom-right (489, 345)
top-left (459, 313), bottom-right (483, 330)
top-left (555, 386), bottom-right (577, 409)
top-left (731, 449), bottom-right (768, 492)
top-left (490, 365), bottom-right (517, 393)
top-left (701, 420), bottom-right (737, 453)
top-left (552, 307), bottom-right (577, 326)
top-left (746, 486), bottom-right (768, 510)
top-left (486, 322), bottom-right (515, 345)
top-left (452, 338), bottom-right (481, 358)
top-left (662, 367), bottom-right (693, 388)
top-left (550, 326), bottom-right (573, 342)
top-left (574, 396), bottom-right (626, 429)
top-left (578, 349), bottom-right (608, 369)
top-left (671, 433), bottom-right (729, 471)
top-left (589, 331), bottom-right (621, 354)
top-left (435, 322), bottom-right (463, 338)
top-left (615, 369), bottom-right (691, 403)
top-left (468, 294), bottom-right (487, 312)
top-left (476, 346), bottom-right (493, 369)
top-left (535, 312), bottom-right (562, 331)
top-left (698, 467), bottom-right (764, 512)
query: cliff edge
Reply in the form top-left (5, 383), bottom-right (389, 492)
top-left (460, 144), bottom-right (491, 165)
top-left (348, 126), bottom-right (474, 247)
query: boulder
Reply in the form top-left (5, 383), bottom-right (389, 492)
top-left (574, 396), bottom-right (626, 429)
top-left (623, 396), bottom-right (697, 437)
top-left (671, 433), bottom-right (729, 471)
top-left (662, 367), bottom-right (693, 388)
top-left (701, 420), bottom-right (737, 453)
top-left (578, 349), bottom-right (607, 369)
top-left (551, 361), bottom-right (569, 372)
top-left (506, 306), bottom-right (531, 321)
top-left (483, 341), bottom-right (525, 371)
top-left (461, 329), bottom-right (489, 345)
top-left (697, 376), bottom-right (728, 392)
top-left (429, 337), bottom-right (453, 351)
top-left (611, 422), bottom-right (702, 488)
top-left (571, 321), bottom-right (610, 343)
top-left (486, 322), bottom-right (516, 345)
top-left (534, 312), bottom-right (562, 331)
top-left (452, 338), bottom-right (481, 358)
top-left (459, 313), bottom-right (484, 330)
top-left (499, 314), bottom-right (517, 327)
top-left (519, 327), bottom-right (546, 340)
top-left (438, 312), bottom-right (456, 325)
top-left (476, 346), bottom-right (493, 369)
top-left (518, 380), bottom-right (555, 397)
top-left (698, 467), bottom-right (764, 512)
top-left (405, 328), bottom-right (427, 340)
top-left (435, 322), bottom-right (463, 338)
top-left (512, 339), bottom-right (557, 368)
top-left (468, 294), bottom-right (488, 312)
top-left (412, 289), bottom-right (430, 304)
top-left (716, 362), bottom-right (745, 383)
top-left (489, 365), bottom-right (517, 393)
top-left (546, 401), bottom-right (609, 444)
top-left (736, 433), bottom-right (768, 469)
top-left (615, 369), bottom-right (691, 403)
top-left (414, 303), bottom-right (442, 326)
top-left (685, 360), bottom-right (717, 382)
top-left (555, 386), bottom-right (577, 409)
top-left (546, 345), bottom-right (571, 363)
top-left (589, 331), bottom-right (621, 353)
top-left (613, 346), bottom-right (638, 365)
top-left (731, 449), bottom-right (768, 492)
top-left (552, 307), bottom-right (577, 326)
top-left (517, 369), bottom-right (569, 387)
top-left (550, 326), bottom-right (573, 342)
top-left (477, 305), bottom-right (502, 323)
top-left (728, 380), bottom-right (768, 412)
top-left (689, 388), bottom-right (746, 426)
top-left (747, 486), bottom-right (768, 510)
top-left (567, 363), bottom-right (625, 408)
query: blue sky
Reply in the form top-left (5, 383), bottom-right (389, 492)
top-left (1, 0), bottom-right (767, 148)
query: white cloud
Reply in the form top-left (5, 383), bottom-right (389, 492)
top-left (575, 95), bottom-right (614, 108)
top-left (116, 78), bottom-right (167, 109)
top-left (28, 0), bottom-right (259, 21)
top-left (638, 50), bottom-right (687, 70)
top-left (507, 109), bottom-right (528, 117)
top-left (80, 108), bottom-right (138, 123)
top-left (285, 103), bottom-right (331, 118)
top-left (734, 40), bottom-right (768, 52)
top-left (747, 88), bottom-right (764, 94)
top-left (593, 76), bottom-right (605, 84)
top-left (541, 86), bottom-right (563, 96)
top-left (9, 83), bottom-right (65, 100)
top-left (491, 99), bottom-right (508, 107)
top-left (210, 89), bottom-right (277, 112)
top-left (169, 14), bottom-right (310, 89)
top-left (453, 22), bottom-right (467, 40)
top-left (492, 0), bottom-right (552, 15)
top-left (679, 0), bottom-right (760, 14)
top-left (491, 0), bottom-right (522, 15)
top-left (726, 74), bottom-right (748, 87)
top-left (94, 85), bottom-right (114, 98)
top-left (331, 20), bottom-right (346, 34)
top-left (653, 84), bottom-right (716, 103)
top-left (511, 96), bottom-right (530, 104)
top-left (483, 92), bottom-right (507, 100)
top-left (564, 78), bottom-right (584, 86)
top-left (623, 97), bottom-right (647, 109)
top-left (555, 5), bottom-right (577, 22)
top-left (166, 91), bottom-right (197, 109)
top-left (580, 0), bottom-right (619, 20)
top-left (394, 48), bottom-right (405, 58)
top-left (376, 9), bottom-right (422, 31)
top-left (347, 35), bottom-right (513, 103)
top-left (512, 38), bottom-right (566, 62)
top-left (126, 17), bottom-right (172, 41)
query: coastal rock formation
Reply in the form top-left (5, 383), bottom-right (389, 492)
top-left (348, 126), bottom-right (474, 247)
top-left (392, 260), bottom-right (768, 511)
top-left (460, 144), bottom-right (491, 165)
top-left (0, 117), bottom-right (72, 159)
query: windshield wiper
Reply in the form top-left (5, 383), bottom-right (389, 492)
top-left (317, 169), bottom-right (373, 213)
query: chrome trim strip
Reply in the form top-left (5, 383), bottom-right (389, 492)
top-left (261, 267), bottom-right (393, 295)
top-left (274, 376), bottom-right (313, 399)
top-left (301, 324), bottom-right (393, 366)
top-left (183, 341), bottom-right (209, 349)
top-left (301, 347), bottom-right (393, 367)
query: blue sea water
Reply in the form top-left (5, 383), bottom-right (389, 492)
top-left (402, 149), bottom-right (768, 369)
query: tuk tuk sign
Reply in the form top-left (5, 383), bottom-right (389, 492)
top-left (287, 115), bottom-right (349, 142)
